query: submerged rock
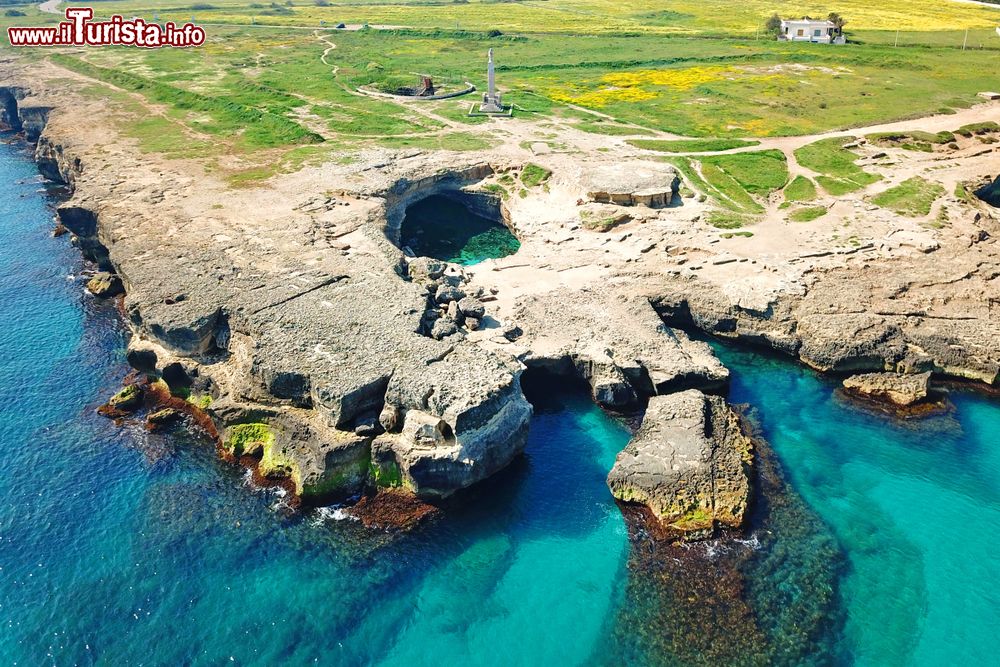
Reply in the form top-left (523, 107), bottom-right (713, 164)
top-left (607, 389), bottom-right (752, 540)
top-left (346, 488), bottom-right (440, 530)
top-left (86, 271), bottom-right (123, 298)
top-left (843, 371), bottom-right (931, 407)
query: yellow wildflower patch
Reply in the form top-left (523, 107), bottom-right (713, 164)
top-left (603, 66), bottom-right (733, 90)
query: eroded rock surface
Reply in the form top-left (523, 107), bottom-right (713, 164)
top-left (7, 51), bottom-right (998, 523)
top-left (651, 239), bottom-right (1000, 385)
top-left (607, 390), bottom-right (753, 540)
top-left (512, 289), bottom-right (728, 409)
top-left (581, 163), bottom-right (679, 208)
top-left (843, 371), bottom-right (931, 407)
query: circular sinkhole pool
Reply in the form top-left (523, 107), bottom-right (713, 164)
top-left (400, 193), bottom-right (520, 266)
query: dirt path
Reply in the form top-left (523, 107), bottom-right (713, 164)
top-left (38, 0), bottom-right (61, 14)
top-left (313, 30), bottom-right (468, 133)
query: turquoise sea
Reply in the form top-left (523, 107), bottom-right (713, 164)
top-left (2, 133), bottom-right (1000, 665)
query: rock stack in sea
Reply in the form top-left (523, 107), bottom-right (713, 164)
top-left (607, 389), bottom-right (753, 541)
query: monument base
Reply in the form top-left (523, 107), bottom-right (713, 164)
top-left (468, 102), bottom-right (513, 118)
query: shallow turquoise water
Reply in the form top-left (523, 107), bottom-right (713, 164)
top-left (4, 132), bottom-right (1000, 665)
top-left (400, 194), bottom-right (520, 265)
top-left (715, 343), bottom-right (1000, 666)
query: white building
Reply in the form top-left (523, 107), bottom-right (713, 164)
top-left (779, 19), bottom-right (845, 44)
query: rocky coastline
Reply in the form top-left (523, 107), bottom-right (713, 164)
top-left (4, 54), bottom-right (999, 539)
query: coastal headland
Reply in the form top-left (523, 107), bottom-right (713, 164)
top-left (2, 14), bottom-right (999, 539)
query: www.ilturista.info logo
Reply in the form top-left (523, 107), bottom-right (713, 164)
top-left (7, 8), bottom-right (205, 48)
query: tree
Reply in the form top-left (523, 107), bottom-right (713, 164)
top-left (828, 12), bottom-right (847, 36)
top-left (765, 13), bottom-right (783, 36)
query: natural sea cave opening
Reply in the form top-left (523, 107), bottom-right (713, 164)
top-left (975, 176), bottom-right (1000, 208)
top-left (399, 192), bottom-right (520, 266)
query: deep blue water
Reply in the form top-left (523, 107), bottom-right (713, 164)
top-left (3, 133), bottom-right (1000, 666)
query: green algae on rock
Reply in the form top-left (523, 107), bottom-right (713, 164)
top-left (223, 422), bottom-right (274, 458)
top-left (101, 384), bottom-right (143, 414)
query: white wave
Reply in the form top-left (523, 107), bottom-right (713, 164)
top-left (734, 533), bottom-right (763, 550)
top-left (311, 505), bottom-right (359, 525)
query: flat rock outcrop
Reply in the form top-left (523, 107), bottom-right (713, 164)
top-left (607, 390), bottom-right (753, 540)
top-left (842, 371), bottom-right (931, 407)
top-left (8, 51), bottom-right (1000, 528)
top-left (580, 163), bottom-right (679, 208)
top-left (0, 69), bottom-right (537, 506)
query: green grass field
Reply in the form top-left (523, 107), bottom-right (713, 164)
top-left (871, 177), bottom-right (946, 216)
top-left (795, 137), bottom-right (882, 195)
top-left (2, 0), bottom-right (998, 184)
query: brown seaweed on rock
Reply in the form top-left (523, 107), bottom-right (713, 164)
top-left (604, 409), bottom-right (846, 666)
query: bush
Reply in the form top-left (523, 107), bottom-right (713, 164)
top-left (4, 9), bottom-right (26, 16)
top-left (765, 13), bottom-right (782, 35)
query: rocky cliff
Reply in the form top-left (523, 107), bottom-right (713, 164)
top-left (650, 237), bottom-right (1000, 385)
top-left (513, 288), bottom-right (728, 409)
top-left (0, 73), bottom-right (538, 506)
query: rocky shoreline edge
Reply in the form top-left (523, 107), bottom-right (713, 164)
top-left (3, 68), bottom-right (998, 539)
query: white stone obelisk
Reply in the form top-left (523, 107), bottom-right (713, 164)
top-left (480, 48), bottom-right (504, 113)
top-left (487, 48), bottom-right (496, 100)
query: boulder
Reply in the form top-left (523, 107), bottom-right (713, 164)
top-left (125, 346), bottom-right (158, 373)
top-left (406, 257), bottom-right (446, 282)
top-left (607, 390), bottom-right (753, 541)
top-left (86, 272), bottom-right (124, 298)
top-left (431, 316), bottom-right (459, 340)
top-left (446, 300), bottom-right (463, 325)
top-left (146, 407), bottom-right (182, 430)
top-left (353, 412), bottom-right (383, 437)
top-left (458, 296), bottom-right (485, 319)
top-left (435, 284), bottom-right (465, 305)
top-left (842, 371), bottom-right (931, 407)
